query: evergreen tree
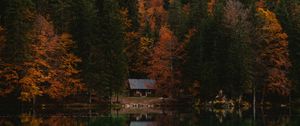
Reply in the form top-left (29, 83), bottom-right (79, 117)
top-left (95, 0), bottom-right (127, 100)
top-left (2, 0), bottom-right (35, 63)
top-left (0, 26), bottom-right (19, 97)
top-left (33, 0), bottom-right (73, 33)
top-left (69, 0), bottom-right (98, 98)
top-left (200, 0), bottom-right (226, 99)
top-left (118, 0), bottom-right (141, 78)
top-left (223, 0), bottom-right (255, 97)
top-left (183, 0), bottom-right (207, 97)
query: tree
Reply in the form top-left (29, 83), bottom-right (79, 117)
top-left (0, 26), bottom-right (19, 97)
top-left (33, 0), bottom-right (73, 33)
top-left (276, 0), bottom-right (300, 96)
top-left (255, 8), bottom-right (291, 103)
top-left (93, 0), bottom-right (127, 100)
top-left (19, 15), bottom-right (84, 101)
top-left (0, 0), bottom-right (7, 25)
top-left (148, 26), bottom-right (181, 97)
top-left (119, 2), bottom-right (141, 78)
top-left (223, 0), bottom-right (254, 97)
top-left (69, 0), bottom-right (98, 100)
top-left (183, 0), bottom-right (207, 96)
top-left (192, 0), bottom-right (225, 100)
top-left (0, 26), bottom-right (4, 52)
top-left (2, 0), bottom-right (35, 63)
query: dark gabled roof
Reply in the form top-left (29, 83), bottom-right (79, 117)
top-left (128, 79), bottom-right (156, 90)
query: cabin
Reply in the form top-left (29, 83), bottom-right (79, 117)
top-left (128, 79), bottom-right (156, 97)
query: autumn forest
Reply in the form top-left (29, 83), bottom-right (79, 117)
top-left (0, 0), bottom-right (299, 107)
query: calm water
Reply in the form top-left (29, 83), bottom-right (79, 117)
top-left (0, 106), bottom-right (300, 126)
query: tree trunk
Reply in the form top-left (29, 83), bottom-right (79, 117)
top-left (33, 96), bottom-right (36, 107)
top-left (89, 91), bottom-right (92, 104)
top-left (253, 84), bottom-right (256, 123)
top-left (116, 91), bottom-right (119, 103)
top-left (261, 85), bottom-right (266, 106)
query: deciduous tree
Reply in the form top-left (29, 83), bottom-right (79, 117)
top-left (19, 15), bottom-right (84, 101)
top-left (148, 26), bottom-right (181, 97)
top-left (255, 8), bottom-right (291, 103)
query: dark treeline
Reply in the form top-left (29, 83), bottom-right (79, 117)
top-left (0, 0), bottom-right (299, 105)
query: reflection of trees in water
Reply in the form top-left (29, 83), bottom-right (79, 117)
top-left (0, 118), bottom-right (14, 126)
top-left (89, 116), bottom-right (127, 126)
top-left (19, 113), bottom-right (86, 126)
top-left (20, 114), bottom-right (43, 126)
top-left (0, 113), bottom-right (127, 126)
top-left (0, 108), bottom-right (298, 126)
top-left (260, 108), bottom-right (292, 126)
top-left (265, 115), bottom-right (290, 126)
top-left (160, 108), bottom-right (296, 126)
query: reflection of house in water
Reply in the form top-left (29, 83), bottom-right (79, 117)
top-left (129, 114), bottom-right (157, 126)
top-left (128, 79), bottom-right (156, 97)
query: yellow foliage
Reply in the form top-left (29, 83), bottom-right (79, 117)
top-left (20, 113), bottom-right (43, 126)
top-left (208, 0), bottom-right (216, 15)
top-left (256, 8), bottom-right (291, 96)
top-left (18, 15), bottom-right (84, 101)
top-left (119, 8), bottom-right (132, 29)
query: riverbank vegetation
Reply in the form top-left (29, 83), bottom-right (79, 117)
top-left (0, 0), bottom-right (299, 107)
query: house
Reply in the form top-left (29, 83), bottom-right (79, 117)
top-left (128, 79), bottom-right (156, 97)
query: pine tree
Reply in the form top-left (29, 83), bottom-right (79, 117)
top-left (0, 26), bottom-right (19, 97)
top-left (198, 0), bottom-right (225, 99)
top-left (0, 0), bottom-right (7, 25)
top-left (119, 0), bottom-right (141, 78)
top-left (223, 0), bottom-right (254, 97)
top-left (34, 0), bottom-right (73, 33)
top-left (183, 0), bottom-right (204, 95)
top-left (94, 0), bottom-right (127, 100)
top-left (2, 0), bottom-right (35, 63)
top-left (69, 0), bottom-right (98, 98)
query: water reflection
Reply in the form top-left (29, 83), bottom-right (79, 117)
top-left (0, 107), bottom-right (299, 126)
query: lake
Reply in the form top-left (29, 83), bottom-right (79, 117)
top-left (0, 106), bottom-right (299, 126)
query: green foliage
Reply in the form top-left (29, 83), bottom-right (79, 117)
top-left (95, 0), bottom-right (127, 99)
top-left (0, 0), bottom-right (297, 104)
top-left (223, 0), bottom-right (254, 97)
top-left (33, 0), bottom-right (73, 33)
top-left (2, 0), bottom-right (35, 63)
top-left (276, 0), bottom-right (300, 95)
top-left (69, 0), bottom-right (97, 92)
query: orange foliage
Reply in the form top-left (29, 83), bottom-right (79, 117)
top-left (256, 0), bottom-right (280, 8)
top-left (19, 15), bottom-right (84, 101)
top-left (0, 63), bottom-right (19, 96)
top-left (139, 0), bottom-right (168, 31)
top-left (134, 36), bottom-right (154, 73)
top-left (119, 8), bottom-right (132, 29)
top-left (148, 26), bottom-right (182, 97)
top-left (208, 0), bottom-right (216, 15)
top-left (256, 8), bottom-right (291, 96)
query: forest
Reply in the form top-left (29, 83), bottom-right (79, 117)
top-left (0, 0), bottom-right (299, 106)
